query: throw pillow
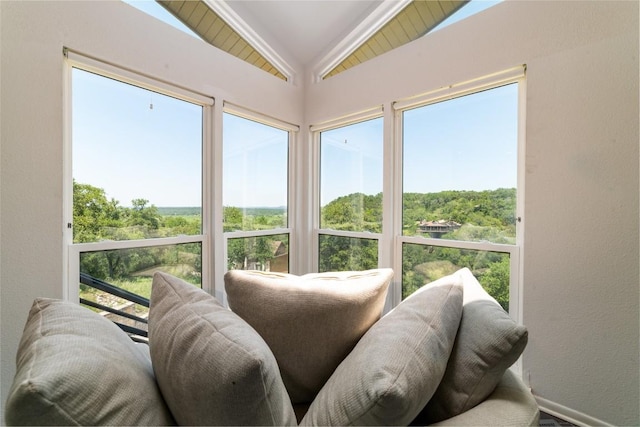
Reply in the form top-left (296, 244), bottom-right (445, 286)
top-left (5, 298), bottom-right (175, 426)
top-left (300, 274), bottom-right (463, 426)
top-left (417, 267), bottom-right (529, 424)
top-left (148, 272), bottom-right (297, 426)
top-left (224, 268), bottom-right (393, 404)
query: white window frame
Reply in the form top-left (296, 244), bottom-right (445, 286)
top-left (63, 49), bottom-right (215, 302)
top-left (310, 106), bottom-right (386, 273)
top-left (221, 103), bottom-right (299, 291)
top-left (392, 65), bottom-right (527, 324)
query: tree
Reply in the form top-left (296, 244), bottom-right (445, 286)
top-left (479, 257), bottom-right (510, 311)
top-left (72, 180), bottom-right (120, 243)
top-left (223, 206), bottom-right (243, 231)
top-left (126, 198), bottom-right (160, 230)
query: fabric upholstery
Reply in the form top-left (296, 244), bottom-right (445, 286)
top-left (148, 272), bottom-right (297, 426)
top-left (429, 370), bottom-right (540, 427)
top-left (419, 267), bottom-right (529, 423)
top-left (224, 268), bottom-right (392, 403)
top-left (300, 274), bottom-right (463, 426)
top-left (5, 298), bottom-right (175, 426)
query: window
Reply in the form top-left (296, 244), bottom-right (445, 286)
top-left (315, 113), bottom-right (384, 272)
top-left (66, 52), bottom-right (212, 336)
top-left (396, 76), bottom-right (522, 312)
top-left (71, 68), bottom-right (203, 242)
top-left (222, 108), bottom-right (295, 273)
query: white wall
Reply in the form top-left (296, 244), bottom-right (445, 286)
top-left (305, 1), bottom-right (639, 425)
top-left (0, 1), bottom-right (303, 423)
top-left (1, 1), bottom-right (638, 426)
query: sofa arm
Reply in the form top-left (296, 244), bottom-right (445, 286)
top-left (430, 370), bottom-right (539, 427)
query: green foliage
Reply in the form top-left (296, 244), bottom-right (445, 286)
top-left (73, 182), bottom-right (202, 305)
top-left (478, 256), bottom-right (510, 311)
top-left (321, 193), bottom-right (382, 233)
top-left (74, 181), bottom-right (513, 310)
top-left (73, 181), bottom-right (121, 243)
top-left (403, 188), bottom-right (516, 242)
top-left (318, 235), bottom-right (378, 272)
top-left (401, 244), bottom-right (510, 311)
top-left (223, 206), bottom-right (286, 232)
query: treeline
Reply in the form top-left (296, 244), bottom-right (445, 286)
top-left (73, 181), bottom-right (202, 295)
top-left (73, 181), bottom-right (200, 243)
top-left (320, 188), bottom-right (516, 241)
top-left (74, 181), bottom-right (514, 309)
top-left (319, 189), bottom-right (515, 310)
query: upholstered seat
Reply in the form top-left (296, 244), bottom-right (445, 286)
top-left (5, 268), bottom-right (539, 426)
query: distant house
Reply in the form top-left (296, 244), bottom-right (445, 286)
top-left (269, 241), bottom-right (288, 272)
top-left (416, 219), bottom-right (461, 238)
top-left (243, 240), bottom-right (289, 272)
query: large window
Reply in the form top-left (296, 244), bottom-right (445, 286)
top-left (67, 53), bottom-right (212, 336)
top-left (72, 68), bottom-right (203, 242)
top-left (315, 114), bottom-right (383, 272)
top-left (398, 81), bottom-right (521, 311)
top-left (223, 109), bottom-right (294, 273)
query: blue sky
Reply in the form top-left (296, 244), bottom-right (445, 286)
top-left (320, 118), bottom-right (384, 206)
top-left (402, 84), bottom-right (518, 195)
top-left (73, 0), bottom-right (509, 208)
top-left (72, 69), bottom-right (203, 207)
top-left (223, 113), bottom-right (289, 208)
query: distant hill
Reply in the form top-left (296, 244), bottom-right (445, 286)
top-left (157, 207), bottom-right (201, 216)
top-left (240, 207), bottom-right (286, 216)
top-left (158, 206), bottom-right (286, 216)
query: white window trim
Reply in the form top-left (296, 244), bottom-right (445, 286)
top-left (221, 104), bottom-right (299, 293)
top-left (392, 65), bottom-right (525, 111)
top-left (392, 65), bottom-right (527, 324)
top-left (64, 49), bottom-right (214, 106)
top-left (310, 106), bottom-right (385, 273)
top-left (63, 50), bottom-right (214, 301)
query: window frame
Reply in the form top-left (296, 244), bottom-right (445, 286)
top-left (63, 50), bottom-right (215, 301)
top-left (392, 66), bottom-right (527, 323)
top-left (310, 106), bottom-right (385, 273)
top-left (221, 102), bottom-right (299, 279)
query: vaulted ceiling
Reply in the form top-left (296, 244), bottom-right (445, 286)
top-left (158, 0), bottom-right (468, 82)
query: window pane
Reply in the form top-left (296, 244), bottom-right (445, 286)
top-left (402, 243), bottom-right (509, 311)
top-left (79, 243), bottom-right (202, 333)
top-left (223, 113), bottom-right (288, 231)
top-left (227, 234), bottom-right (289, 273)
top-left (318, 235), bottom-right (378, 272)
top-left (402, 84), bottom-right (518, 244)
top-left (320, 118), bottom-right (383, 233)
top-left (72, 68), bottom-right (202, 243)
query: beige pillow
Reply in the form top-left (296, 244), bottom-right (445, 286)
top-left (300, 274), bottom-right (463, 426)
top-left (417, 267), bottom-right (529, 424)
top-left (149, 272), bottom-right (297, 426)
top-left (224, 268), bottom-right (393, 403)
top-left (5, 298), bottom-right (175, 426)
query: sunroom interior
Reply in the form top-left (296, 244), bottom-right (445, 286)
top-left (0, 1), bottom-right (638, 426)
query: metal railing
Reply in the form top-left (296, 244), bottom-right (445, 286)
top-left (79, 273), bottom-right (149, 340)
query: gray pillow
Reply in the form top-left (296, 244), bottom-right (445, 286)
top-left (5, 298), bottom-right (175, 426)
top-left (149, 272), bottom-right (297, 426)
top-left (224, 268), bottom-right (393, 404)
top-left (418, 267), bottom-right (529, 424)
top-left (300, 274), bottom-right (463, 426)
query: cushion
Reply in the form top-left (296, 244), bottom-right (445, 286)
top-left (224, 268), bottom-right (393, 403)
top-left (417, 267), bottom-right (529, 424)
top-left (148, 272), bottom-right (297, 426)
top-left (5, 298), bottom-right (175, 426)
top-left (300, 274), bottom-right (464, 426)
